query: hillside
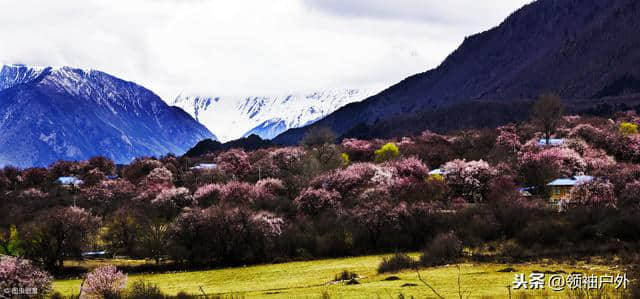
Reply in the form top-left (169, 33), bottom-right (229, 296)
top-left (0, 65), bottom-right (215, 167)
top-left (275, 0), bottom-right (640, 144)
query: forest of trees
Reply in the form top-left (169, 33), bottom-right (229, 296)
top-left (3, 96), bottom-right (640, 297)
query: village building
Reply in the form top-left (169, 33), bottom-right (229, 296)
top-left (537, 138), bottom-right (565, 147)
top-left (547, 175), bottom-right (593, 202)
top-left (57, 176), bottom-right (84, 186)
top-left (190, 163), bottom-right (218, 171)
top-left (428, 168), bottom-right (445, 176)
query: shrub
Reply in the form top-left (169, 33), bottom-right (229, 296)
top-left (334, 270), bottom-right (358, 281)
top-left (340, 153), bottom-right (350, 166)
top-left (123, 158), bottom-right (163, 184)
top-left (341, 138), bottom-right (375, 161)
top-left (0, 256), bottom-right (52, 297)
top-left (443, 159), bottom-right (496, 202)
top-left (256, 178), bottom-right (286, 196)
top-left (168, 208), bottom-right (213, 265)
top-left (83, 168), bottom-right (106, 187)
top-left (378, 253), bottom-right (415, 273)
top-left (620, 122), bottom-right (638, 135)
top-left (310, 163), bottom-right (379, 197)
top-left (569, 179), bottom-right (616, 206)
top-left (215, 149), bottom-right (251, 178)
top-left (219, 181), bottom-right (272, 206)
top-left (87, 156), bottom-right (116, 175)
top-left (419, 232), bottom-right (462, 267)
top-left (386, 157), bottom-right (429, 180)
top-left (153, 187), bottom-right (194, 211)
top-left (620, 180), bottom-right (640, 208)
top-left (23, 206), bottom-right (100, 272)
top-left (495, 124), bottom-right (521, 154)
top-left (0, 225), bottom-right (22, 256)
top-left (140, 167), bottom-right (174, 195)
top-left (294, 187), bottom-right (341, 215)
top-left (127, 280), bottom-right (165, 299)
top-left (22, 167), bottom-right (50, 189)
top-left (374, 143), bottom-right (400, 162)
top-left (502, 240), bottom-right (526, 260)
top-left (193, 184), bottom-right (224, 207)
top-left (81, 265), bottom-right (127, 299)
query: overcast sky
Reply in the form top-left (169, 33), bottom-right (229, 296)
top-left (0, 0), bottom-right (531, 102)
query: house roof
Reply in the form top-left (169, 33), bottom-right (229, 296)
top-left (517, 187), bottom-right (533, 196)
top-left (429, 168), bottom-right (444, 175)
top-left (190, 163), bottom-right (218, 170)
top-left (57, 176), bottom-right (84, 185)
top-left (547, 175), bottom-right (593, 186)
top-left (538, 138), bottom-right (565, 146)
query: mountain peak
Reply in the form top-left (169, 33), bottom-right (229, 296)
top-left (172, 87), bottom-right (381, 142)
top-left (0, 65), bottom-right (215, 167)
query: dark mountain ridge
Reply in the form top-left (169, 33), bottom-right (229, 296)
top-left (274, 0), bottom-right (640, 144)
top-left (185, 134), bottom-right (275, 157)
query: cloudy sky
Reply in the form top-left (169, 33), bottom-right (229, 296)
top-left (0, 0), bottom-right (531, 102)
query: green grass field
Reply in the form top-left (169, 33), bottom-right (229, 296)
top-left (53, 254), bottom-right (626, 298)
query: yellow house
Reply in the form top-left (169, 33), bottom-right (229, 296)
top-left (547, 176), bottom-right (593, 202)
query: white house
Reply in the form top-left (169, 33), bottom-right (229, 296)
top-left (190, 163), bottom-right (218, 171)
top-left (57, 176), bottom-right (84, 186)
top-left (429, 168), bottom-right (445, 176)
top-left (537, 138), bottom-right (565, 147)
top-left (547, 175), bottom-right (593, 201)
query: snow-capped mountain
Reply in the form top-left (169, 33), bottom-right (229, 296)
top-left (172, 88), bottom-right (380, 142)
top-left (0, 64), bottom-right (215, 167)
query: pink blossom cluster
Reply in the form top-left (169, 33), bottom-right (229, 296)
top-left (384, 156), bottom-right (429, 180)
top-left (153, 187), bottom-right (194, 209)
top-left (618, 134), bottom-right (640, 163)
top-left (251, 211), bottom-right (285, 236)
top-left (0, 256), bottom-right (52, 296)
top-left (62, 206), bottom-right (100, 228)
top-left (358, 186), bottom-right (392, 203)
top-left (193, 183), bottom-right (224, 206)
top-left (582, 148), bottom-right (616, 174)
top-left (569, 179), bottom-right (615, 206)
top-left (195, 181), bottom-right (275, 207)
top-left (350, 200), bottom-right (405, 228)
top-left (310, 158), bottom-right (430, 203)
top-left (443, 159), bottom-right (497, 202)
top-left (495, 124), bottom-right (521, 153)
top-left (621, 180), bottom-right (640, 207)
top-left (256, 178), bottom-right (286, 195)
top-left (519, 147), bottom-right (586, 177)
top-left (80, 265), bottom-right (127, 299)
top-left (341, 138), bottom-right (374, 153)
top-left (397, 137), bottom-right (415, 146)
top-left (269, 147), bottom-right (306, 171)
top-left (569, 124), bottom-right (610, 145)
top-left (140, 167), bottom-right (174, 194)
top-left (215, 148), bottom-right (251, 177)
top-left (83, 179), bottom-right (135, 202)
top-left (416, 131), bottom-right (450, 144)
top-left (311, 162), bottom-right (379, 195)
top-left (294, 187), bottom-right (342, 215)
top-left (220, 181), bottom-right (274, 205)
top-left (563, 115), bottom-right (582, 123)
top-left (341, 138), bottom-right (377, 161)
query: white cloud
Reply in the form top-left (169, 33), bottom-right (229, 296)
top-left (0, 0), bottom-right (531, 101)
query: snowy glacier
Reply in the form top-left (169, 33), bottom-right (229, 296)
top-left (172, 88), bottom-right (380, 142)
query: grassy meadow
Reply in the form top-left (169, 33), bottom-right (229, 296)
top-left (53, 254), bottom-right (627, 298)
